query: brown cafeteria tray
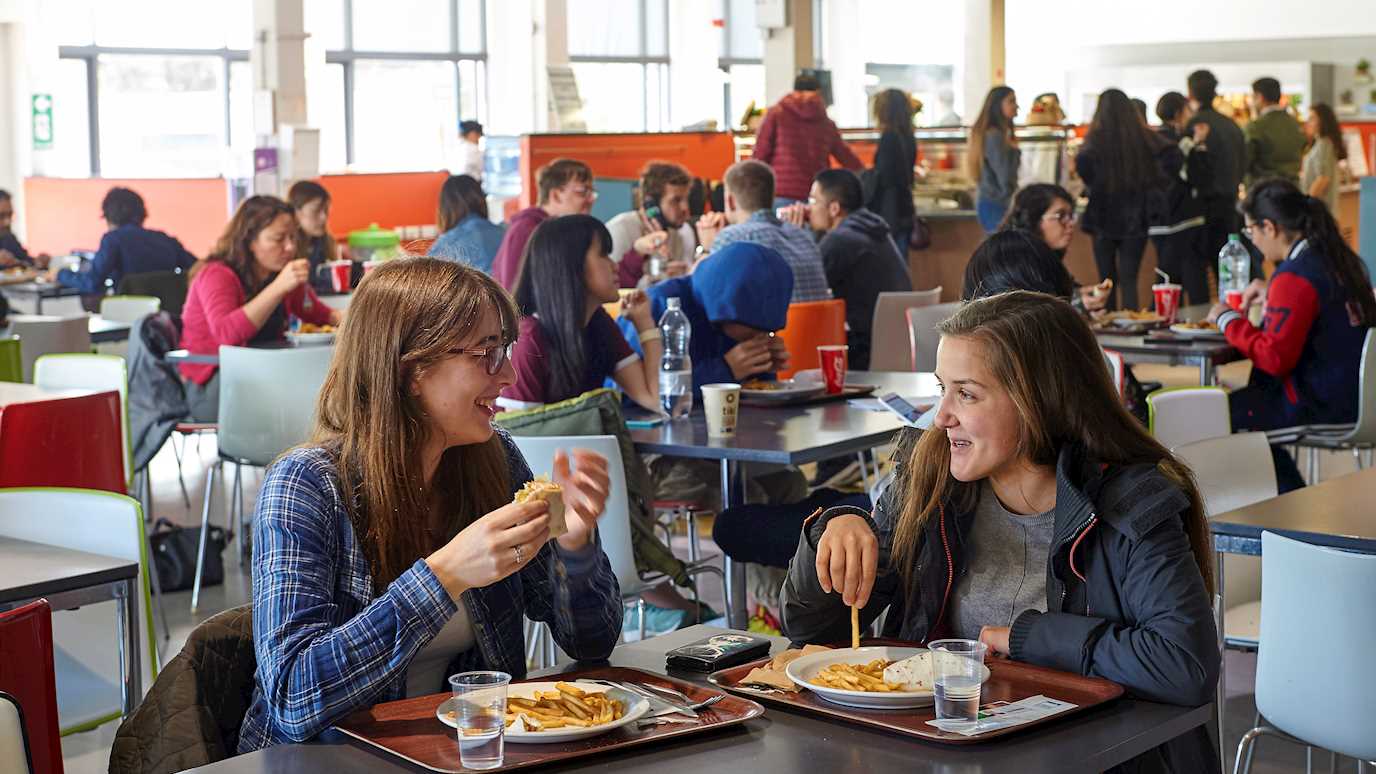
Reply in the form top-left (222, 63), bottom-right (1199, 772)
top-left (740, 383), bottom-right (879, 407)
top-left (708, 645), bottom-right (1123, 744)
top-left (332, 666), bottom-right (765, 772)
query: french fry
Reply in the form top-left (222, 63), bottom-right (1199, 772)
top-left (851, 605), bottom-right (860, 649)
top-left (501, 685), bottom-right (626, 731)
top-left (555, 681), bottom-right (587, 699)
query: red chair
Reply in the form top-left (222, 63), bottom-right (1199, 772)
top-left (775, 299), bottom-right (847, 379)
top-left (0, 600), bottom-right (63, 774)
top-left (0, 391), bottom-right (124, 493)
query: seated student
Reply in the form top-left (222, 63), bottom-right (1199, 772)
top-left (0, 189), bottom-right (51, 269)
top-left (803, 168), bottom-right (912, 370)
top-left (237, 258), bottom-right (619, 752)
top-left (782, 291), bottom-right (1220, 771)
top-left (287, 180), bottom-right (357, 294)
top-left (500, 215), bottom-right (659, 412)
top-left (49, 187), bottom-right (197, 293)
top-left (1207, 179), bottom-right (1376, 492)
top-left (179, 196), bottom-right (339, 422)
top-left (491, 158), bottom-right (596, 290)
top-left (998, 184), bottom-right (1109, 315)
top-left (430, 174), bottom-right (505, 274)
top-left (606, 162), bottom-right (698, 288)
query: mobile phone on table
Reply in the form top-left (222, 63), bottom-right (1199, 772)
top-left (665, 633), bottom-right (772, 672)
top-left (878, 392), bottom-right (927, 427)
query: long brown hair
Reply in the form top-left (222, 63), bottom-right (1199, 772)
top-left (193, 195), bottom-right (295, 292)
top-left (287, 180), bottom-right (339, 263)
top-left (312, 258), bottom-right (521, 591)
top-left (1081, 89), bottom-right (1167, 194)
top-left (436, 174), bottom-right (490, 233)
top-left (873, 88), bottom-right (914, 135)
top-left (966, 86), bottom-right (1015, 181)
top-left (1306, 103), bottom-right (1347, 162)
top-left (891, 291), bottom-right (1215, 595)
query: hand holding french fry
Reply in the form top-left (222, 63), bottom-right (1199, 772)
top-left (815, 513), bottom-right (879, 608)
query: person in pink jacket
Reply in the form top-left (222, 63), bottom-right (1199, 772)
top-left (179, 195), bottom-right (340, 421)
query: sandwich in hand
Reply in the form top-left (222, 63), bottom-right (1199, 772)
top-left (514, 475), bottom-right (567, 539)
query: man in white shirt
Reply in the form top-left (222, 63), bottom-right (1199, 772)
top-left (458, 120), bottom-right (484, 182)
top-left (606, 162), bottom-right (698, 288)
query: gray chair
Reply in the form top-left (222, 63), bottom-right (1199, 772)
top-left (0, 691), bottom-right (33, 774)
top-left (905, 301), bottom-right (961, 372)
top-left (1290, 328), bottom-right (1376, 482)
top-left (869, 288), bottom-right (941, 371)
top-left (6, 314), bottom-right (91, 382)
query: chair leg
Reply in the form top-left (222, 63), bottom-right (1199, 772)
top-left (171, 433), bottom-right (191, 508)
top-left (191, 462), bottom-right (218, 614)
top-left (637, 598), bottom-right (647, 642)
top-left (1307, 447), bottom-right (1320, 484)
top-left (1233, 725), bottom-right (1291, 774)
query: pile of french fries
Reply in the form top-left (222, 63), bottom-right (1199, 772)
top-left (505, 682), bottom-right (625, 731)
top-left (808, 660), bottom-right (900, 693)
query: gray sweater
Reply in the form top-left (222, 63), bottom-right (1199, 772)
top-left (978, 132), bottom-right (1020, 205)
top-left (949, 483), bottom-right (1055, 641)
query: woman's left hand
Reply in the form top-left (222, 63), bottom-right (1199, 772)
top-left (978, 625), bottom-right (1011, 658)
top-left (1205, 302), bottom-right (1230, 326)
top-left (551, 448), bottom-right (611, 552)
top-left (622, 289), bottom-right (654, 330)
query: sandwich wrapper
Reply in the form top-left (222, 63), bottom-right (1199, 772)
top-left (515, 476), bottom-right (567, 539)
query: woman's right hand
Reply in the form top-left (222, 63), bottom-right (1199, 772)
top-left (633, 230), bottom-right (670, 257)
top-left (425, 501), bottom-right (551, 600)
top-left (815, 514), bottom-right (878, 608)
top-left (1239, 278), bottom-right (1267, 311)
top-left (269, 258), bottom-right (311, 298)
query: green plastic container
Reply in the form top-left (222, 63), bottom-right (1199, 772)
top-left (347, 223), bottom-right (401, 263)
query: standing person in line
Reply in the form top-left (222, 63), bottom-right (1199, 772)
top-left (752, 73), bottom-right (863, 208)
top-left (1185, 70), bottom-right (1246, 283)
top-left (1150, 92), bottom-right (1213, 306)
top-left (1075, 89), bottom-right (1175, 311)
top-left (457, 120), bottom-right (485, 182)
top-left (1300, 103), bottom-right (1345, 215)
top-left (869, 88), bottom-right (918, 257)
top-left (606, 162), bottom-right (697, 288)
top-left (430, 174), bottom-right (505, 274)
top-left (490, 158), bottom-right (595, 290)
top-left (967, 86), bottom-right (1020, 233)
top-left (1245, 77), bottom-right (1306, 187)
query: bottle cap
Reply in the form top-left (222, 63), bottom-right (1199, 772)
top-left (666, 297), bottom-right (681, 309)
top-left (1227, 233), bottom-right (1241, 242)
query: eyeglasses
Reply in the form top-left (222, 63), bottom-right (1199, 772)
top-left (452, 343), bottom-right (513, 375)
top-left (569, 186), bottom-right (598, 200)
top-left (1041, 210), bottom-right (1075, 225)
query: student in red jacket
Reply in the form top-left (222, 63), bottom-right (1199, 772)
top-left (1207, 178), bottom-right (1376, 491)
top-left (490, 158), bottom-right (596, 290)
top-left (752, 74), bottom-right (862, 207)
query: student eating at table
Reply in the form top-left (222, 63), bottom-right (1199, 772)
top-left (237, 258), bottom-right (621, 752)
top-left (782, 291), bottom-right (1220, 771)
top-left (287, 179), bottom-right (358, 294)
top-left (998, 184), bottom-right (1109, 315)
top-left (1207, 178), bottom-right (1376, 492)
top-left (0, 188), bottom-right (51, 269)
top-left (47, 186), bottom-right (197, 294)
top-left (178, 195), bottom-right (339, 422)
top-left (500, 214), bottom-right (660, 413)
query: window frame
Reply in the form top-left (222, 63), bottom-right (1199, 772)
top-left (567, 0), bottom-right (670, 132)
top-left (717, 0), bottom-right (763, 130)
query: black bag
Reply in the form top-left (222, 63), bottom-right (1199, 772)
top-left (149, 518), bottom-right (226, 592)
top-left (909, 216), bottom-right (932, 251)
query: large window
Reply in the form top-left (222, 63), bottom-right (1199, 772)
top-left (567, 0), bottom-right (670, 133)
top-left (717, 0), bottom-right (764, 130)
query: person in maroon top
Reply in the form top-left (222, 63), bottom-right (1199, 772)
top-left (490, 159), bottom-right (596, 290)
top-left (500, 215), bottom-right (660, 412)
top-left (752, 73), bottom-right (862, 206)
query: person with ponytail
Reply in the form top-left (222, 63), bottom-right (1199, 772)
top-left (1208, 178), bottom-right (1376, 491)
top-left (781, 291), bottom-right (1220, 771)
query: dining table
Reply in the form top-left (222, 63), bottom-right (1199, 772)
top-left (89, 315), bottom-right (132, 344)
top-left (1, 278), bottom-right (83, 314)
top-left (165, 339), bottom-right (333, 366)
top-left (1092, 303), bottom-right (1242, 385)
top-left (629, 370), bottom-right (940, 627)
top-left (181, 624), bottom-right (1214, 774)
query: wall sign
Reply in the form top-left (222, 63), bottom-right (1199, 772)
top-left (32, 94), bottom-right (53, 150)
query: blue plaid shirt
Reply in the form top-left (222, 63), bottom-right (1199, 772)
top-left (237, 431), bottom-right (622, 752)
top-left (712, 210), bottom-right (833, 303)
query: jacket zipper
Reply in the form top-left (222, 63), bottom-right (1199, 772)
top-left (1065, 512), bottom-right (1098, 616)
top-left (927, 505), bottom-right (955, 642)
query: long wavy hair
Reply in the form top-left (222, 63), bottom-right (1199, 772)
top-left (437, 174), bottom-right (490, 233)
top-left (1081, 89), bottom-right (1168, 195)
top-left (311, 258), bottom-right (520, 592)
top-left (966, 86), bottom-right (1015, 181)
top-left (193, 195), bottom-right (295, 293)
top-left (891, 291), bottom-right (1215, 595)
top-left (287, 180), bottom-right (338, 265)
top-left (998, 183), bottom-right (1075, 236)
top-left (1306, 103), bottom-right (1347, 162)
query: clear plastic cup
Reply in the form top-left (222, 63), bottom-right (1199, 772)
top-left (929, 639), bottom-right (988, 728)
top-left (700, 383), bottom-right (741, 437)
top-left (449, 671), bottom-right (511, 770)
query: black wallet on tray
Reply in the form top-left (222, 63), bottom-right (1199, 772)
top-left (664, 633), bottom-right (772, 672)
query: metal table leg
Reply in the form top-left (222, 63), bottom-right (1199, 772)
top-left (719, 459), bottom-right (748, 629)
top-left (116, 576), bottom-right (142, 718)
top-left (1200, 356), bottom-right (1215, 386)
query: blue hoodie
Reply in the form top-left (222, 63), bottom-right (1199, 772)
top-left (618, 241), bottom-right (793, 394)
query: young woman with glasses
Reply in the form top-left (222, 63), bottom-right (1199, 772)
top-left (998, 184), bottom-right (1110, 314)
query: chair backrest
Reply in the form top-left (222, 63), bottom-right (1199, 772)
top-left (116, 270), bottom-right (187, 317)
top-left (0, 691), bottom-right (34, 774)
top-left (775, 299), bottom-right (847, 379)
top-left (905, 301), bottom-right (961, 371)
top-left (0, 601), bottom-right (61, 774)
top-left (0, 339), bottom-right (21, 383)
top-left (1341, 327), bottom-right (1376, 444)
top-left (6, 316), bottom-right (91, 383)
top-left (869, 288), bottom-right (942, 371)
top-left (98, 296), bottom-right (160, 324)
top-left (217, 345), bottom-right (334, 465)
top-left (508, 435), bottom-right (645, 597)
top-left (33, 354), bottom-right (132, 486)
top-left (1257, 532), bottom-right (1376, 761)
top-left (1146, 386), bottom-right (1230, 450)
top-left (1101, 348), bottom-right (1125, 399)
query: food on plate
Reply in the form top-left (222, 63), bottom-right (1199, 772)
top-left (513, 474), bottom-right (567, 538)
top-left (504, 682), bottom-right (625, 730)
top-left (1102, 308), bottom-right (1162, 322)
top-left (740, 644), bottom-right (832, 692)
top-left (809, 660), bottom-right (899, 692)
top-left (881, 651), bottom-right (935, 691)
top-left (741, 379), bottom-right (784, 391)
top-left (1175, 321), bottom-right (1218, 331)
top-left (297, 323), bottom-right (336, 333)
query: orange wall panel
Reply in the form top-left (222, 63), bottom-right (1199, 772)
top-left (318, 171), bottom-right (448, 239)
top-left (22, 177), bottom-right (231, 258)
top-left (518, 132), bottom-right (737, 207)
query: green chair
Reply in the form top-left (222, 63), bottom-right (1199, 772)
top-left (0, 338), bottom-right (20, 382)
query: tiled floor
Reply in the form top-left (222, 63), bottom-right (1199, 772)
top-left (59, 362), bottom-right (1353, 773)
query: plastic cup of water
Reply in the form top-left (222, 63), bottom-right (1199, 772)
top-left (929, 639), bottom-right (987, 729)
top-left (449, 671), bottom-right (511, 770)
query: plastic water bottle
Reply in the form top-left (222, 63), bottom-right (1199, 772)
top-left (658, 297), bottom-right (693, 418)
top-left (1218, 234), bottom-right (1250, 295)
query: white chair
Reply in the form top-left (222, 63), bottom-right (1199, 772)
top-left (1146, 387), bottom-right (1230, 450)
top-left (0, 692), bottom-right (32, 774)
top-left (1174, 433), bottom-right (1277, 647)
top-left (1102, 348), bottom-right (1126, 399)
top-left (1233, 532), bottom-right (1376, 773)
top-left (190, 345), bottom-right (334, 612)
top-left (905, 301), bottom-right (961, 372)
top-left (6, 315), bottom-right (91, 382)
top-left (1291, 328), bottom-right (1376, 481)
top-left (0, 488), bottom-right (158, 735)
top-left (98, 295), bottom-right (160, 324)
top-left (869, 288), bottom-right (942, 371)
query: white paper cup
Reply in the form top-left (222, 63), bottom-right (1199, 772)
top-left (700, 383), bottom-right (741, 437)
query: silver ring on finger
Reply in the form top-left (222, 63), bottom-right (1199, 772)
top-left (513, 544), bottom-right (525, 565)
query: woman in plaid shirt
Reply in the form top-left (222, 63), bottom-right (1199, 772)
top-left (237, 258), bottom-right (623, 752)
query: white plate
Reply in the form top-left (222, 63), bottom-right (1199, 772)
top-left (436, 681), bottom-right (650, 744)
top-left (785, 646), bottom-right (991, 710)
top-left (1111, 315), bottom-right (1162, 328)
top-left (1169, 323), bottom-right (1223, 339)
top-left (286, 331), bottom-right (336, 346)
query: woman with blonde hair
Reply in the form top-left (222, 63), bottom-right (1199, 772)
top-left (782, 291), bottom-right (1219, 770)
top-left (237, 258), bottom-right (621, 752)
top-left (967, 86), bottom-right (1019, 233)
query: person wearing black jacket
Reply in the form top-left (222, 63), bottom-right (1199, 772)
top-left (781, 292), bottom-right (1219, 773)
top-left (1186, 70), bottom-right (1248, 280)
top-left (868, 89), bottom-right (917, 256)
top-left (806, 169), bottom-right (912, 370)
top-left (1150, 92), bottom-right (1213, 305)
